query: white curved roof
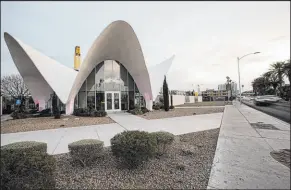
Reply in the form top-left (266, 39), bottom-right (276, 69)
top-left (66, 20), bottom-right (153, 105)
top-left (148, 55), bottom-right (175, 100)
top-left (5, 20), bottom-right (173, 112)
top-left (4, 32), bottom-right (78, 104)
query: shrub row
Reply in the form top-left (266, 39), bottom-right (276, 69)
top-left (1, 131), bottom-right (175, 188)
top-left (129, 106), bottom-right (149, 115)
top-left (1, 141), bottom-right (56, 189)
top-left (73, 108), bottom-right (107, 117)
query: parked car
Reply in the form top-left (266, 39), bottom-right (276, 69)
top-left (254, 95), bottom-right (282, 106)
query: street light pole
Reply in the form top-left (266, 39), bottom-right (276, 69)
top-left (237, 52), bottom-right (261, 103)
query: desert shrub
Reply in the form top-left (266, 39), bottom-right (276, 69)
top-left (1, 141), bottom-right (56, 189)
top-left (10, 109), bottom-right (28, 119)
top-left (68, 139), bottom-right (104, 167)
top-left (169, 105), bottom-right (175, 109)
top-left (151, 131), bottom-right (175, 155)
top-left (74, 108), bottom-right (106, 117)
top-left (141, 107), bottom-right (149, 114)
top-left (130, 107), bottom-right (143, 115)
top-left (97, 110), bottom-right (107, 117)
top-left (111, 130), bottom-right (157, 168)
top-left (152, 104), bottom-right (160, 110)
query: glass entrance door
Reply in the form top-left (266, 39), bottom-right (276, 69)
top-left (105, 91), bottom-right (121, 112)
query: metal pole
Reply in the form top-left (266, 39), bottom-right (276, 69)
top-left (237, 57), bottom-right (242, 104)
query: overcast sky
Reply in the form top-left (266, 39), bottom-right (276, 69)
top-left (1, 1), bottom-right (290, 91)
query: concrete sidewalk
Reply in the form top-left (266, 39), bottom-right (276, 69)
top-left (207, 103), bottom-right (290, 189)
top-left (1, 112), bottom-right (223, 155)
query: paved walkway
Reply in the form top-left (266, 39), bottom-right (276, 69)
top-left (175, 106), bottom-right (225, 109)
top-left (1, 112), bottom-right (223, 155)
top-left (207, 103), bottom-right (290, 189)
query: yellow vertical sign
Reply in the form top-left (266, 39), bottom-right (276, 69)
top-left (74, 46), bottom-right (81, 71)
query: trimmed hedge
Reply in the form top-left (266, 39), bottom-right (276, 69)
top-left (68, 139), bottom-right (104, 167)
top-left (73, 108), bottom-right (107, 117)
top-left (111, 130), bottom-right (157, 168)
top-left (151, 131), bottom-right (175, 155)
top-left (1, 141), bottom-right (56, 189)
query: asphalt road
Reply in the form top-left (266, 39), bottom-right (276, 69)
top-left (242, 100), bottom-right (290, 123)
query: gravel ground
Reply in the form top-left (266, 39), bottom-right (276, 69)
top-left (139, 107), bottom-right (224, 120)
top-left (176, 101), bottom-right (232, 107)
top-left (1, 115), bottom-right (115, 134)
top-left (54, 128), bottom-right (220, 189)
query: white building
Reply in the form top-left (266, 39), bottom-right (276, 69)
top-left (4, 20), bottom-right (174, 114)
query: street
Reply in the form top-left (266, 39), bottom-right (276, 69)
top-left (242, 100), bottom-right (290, 123)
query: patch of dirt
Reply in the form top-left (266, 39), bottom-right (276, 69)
top-left (270, 149), bottom-right (290, 168)
top-left (1, 115), bottom-right (115, 134)
top-left (139, 107), bottom-right (224, 120)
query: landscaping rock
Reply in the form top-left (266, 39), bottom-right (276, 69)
top-left (54, 128), bottom-right (220, 189)
top-left (139, 107), bottom-right (224, 120)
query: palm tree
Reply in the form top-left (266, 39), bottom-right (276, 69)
top-left (283, 59), bottom-right (290, 85)
top-left (269, 61), bottom-right (285, 97)
top-left (262, 71), bottom-right (280, 95)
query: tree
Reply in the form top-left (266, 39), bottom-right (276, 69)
top-left (163, 75), bottom-right (169, 111)
top-left (252, 77), bottom-right (267, 96)
top-left (52, 92), bottom-right (60, 119)
top-left (283, 59), bottom-right (290, 85)
top-left (1, 74), bottom-right (30, 111)
top-left (269, 61), bottom-right (285, 97)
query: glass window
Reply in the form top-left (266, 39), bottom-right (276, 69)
top-left (120, 64), bottom-right (128, 91)
top-left (128, 73), bottom-right (134, 91)
top-left (87, 91), bottom-right (95, 110)
top-left (129, 91), bottom-right (135, 110)
top-left (104, 60), bottom-right (121, 91)
top-left (121, 91), bottom-right (128, 110)
top-left (96, 91), bottom-right (105, 111)
top-left (106, 92), bottom-right (112, 110)
top-left (78, 91), bottom-right (86, 108)
top-left (87, 69), bottom-right (95, 92)
top-left (95, 62), bottom-right (104, 91)
top-left (104, 60), bottom-right (112, 80)
top-left (74, 95), bottom-right (78, 109)
top-left (112, 60), bottom-right (120, 80)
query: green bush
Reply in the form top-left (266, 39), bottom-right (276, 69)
top-left (1, 141), bottom-right (56, 189)
top-left (74, 108), bottom-right (107, 117)
top-left (111, 130), bottom-right (157, 168)
top-left (152, 104), bottom-right (160, 110)
top-left (10, 109), bottom-right (28, 119)
top-left (129, 107), bottom-right (143, 115)
top-left (151, 131), bottom-right (175, 155)
top-left (68, 139), bottom-right (104, 167)
top-left (141, 107), bottom-right (149, 114)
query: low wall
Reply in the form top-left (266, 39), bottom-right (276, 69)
top-left (172, 95), bottom-right (186, 106)
top-left (197, 96), bottom-right (202, 102)
top-left (154, 95), bottom-right (202, 106)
